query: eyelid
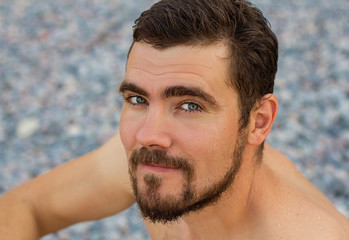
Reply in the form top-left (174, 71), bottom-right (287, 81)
top-left (121, 90), bottom-right (137, 98)
top-left (122, 91), bottom-right (146, 100)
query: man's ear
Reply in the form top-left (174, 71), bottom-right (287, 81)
top-left (248, 94), bottom-right (278, 146)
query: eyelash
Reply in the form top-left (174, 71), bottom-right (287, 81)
top-left (123, 95), bottom-right (202, 113)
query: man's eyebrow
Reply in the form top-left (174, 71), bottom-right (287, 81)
top-left (119, 82), bottom-right (218, 107)
top-left (119, 81), bottom-right (148, 97)
top-left (163, 85), bottom-right (217, 106)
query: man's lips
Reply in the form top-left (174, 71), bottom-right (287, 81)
top-left (140, 163), bottom-right (180, 173)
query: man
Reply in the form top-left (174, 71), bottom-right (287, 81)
top-left (0, 0), bottom-right (348, 239)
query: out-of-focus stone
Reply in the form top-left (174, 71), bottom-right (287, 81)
top-left (16, 117), bottom-right (40, 138)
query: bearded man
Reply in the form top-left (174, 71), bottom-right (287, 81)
top-left (1, 0), bottom-right (348, 239)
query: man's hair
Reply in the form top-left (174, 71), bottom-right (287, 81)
top-left (131, 0), bottom-right (278, 129)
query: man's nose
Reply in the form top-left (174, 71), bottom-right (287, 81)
top-left (135, 108), bottom-right (172, 149)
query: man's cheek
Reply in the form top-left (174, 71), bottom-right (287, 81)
top-left (119, 123), bottom-right (134, 151)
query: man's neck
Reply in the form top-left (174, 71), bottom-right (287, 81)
top-left (183, 151), bottom-right (261, 238)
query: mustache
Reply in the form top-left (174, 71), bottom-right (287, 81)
top-left (129, 147), bottom-right (194, 178)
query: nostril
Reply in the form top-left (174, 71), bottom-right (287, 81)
top-left (148, 144), bottom-right (167, 150)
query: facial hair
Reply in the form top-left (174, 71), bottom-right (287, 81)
top-left (129, 130), bottom-right (248, 224)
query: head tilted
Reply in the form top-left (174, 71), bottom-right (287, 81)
top-left (131, 0), bottom-right (278, 129)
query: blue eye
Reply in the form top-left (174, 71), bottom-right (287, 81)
top-left (128, 96), bottom-right (147, 105)
top-left (181, 102), bottom-right (201, 112)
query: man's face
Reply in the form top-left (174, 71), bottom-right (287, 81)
top-left (119, 42), bottom-right (247, 223)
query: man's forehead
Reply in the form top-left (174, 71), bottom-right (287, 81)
top-left (125, 42), bottom-right (231, 86)
top-left (127, 41), bottom-right (230, 66)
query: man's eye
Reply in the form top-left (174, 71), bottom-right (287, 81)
top-left (128, 96), bottom-right (147, 105)
top-left (181, 102), bottom-right (201, 112)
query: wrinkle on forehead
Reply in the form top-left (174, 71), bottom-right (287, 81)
top-left (126, 65), bottom-right (212, 79)
top-left (127, 42), bottom-right (230, 73)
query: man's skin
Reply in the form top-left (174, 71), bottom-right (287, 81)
top-left (120, 42), bottom-right (349, 239)
top-left (0, 133), bottom-right (134, 239)
top-left (0, 43), bottom-right (348, 239)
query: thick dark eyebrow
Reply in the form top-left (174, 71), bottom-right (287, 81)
top-left (164, 85), bottom-right (218, 107)
top-left (119, 81), bottom-right (148, 97)
top-left (119, 81), bottom-right (218, 107)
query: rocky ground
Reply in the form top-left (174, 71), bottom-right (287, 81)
top-left (0, 0), bottom-right (348, 239)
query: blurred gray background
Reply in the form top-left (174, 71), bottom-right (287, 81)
top-left (0, 0), bottom-right (348, 239)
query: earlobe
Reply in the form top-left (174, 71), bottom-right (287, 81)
top-left (248, 94), bottom-right (278, 146)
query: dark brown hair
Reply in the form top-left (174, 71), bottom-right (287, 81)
top-left (131, 0), bottom-right (278, 129)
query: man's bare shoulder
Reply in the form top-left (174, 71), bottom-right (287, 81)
top-left (256, 144), bottom-right (349, 239)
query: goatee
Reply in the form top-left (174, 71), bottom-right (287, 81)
top-left (128, 131), bottom-right (247, 223)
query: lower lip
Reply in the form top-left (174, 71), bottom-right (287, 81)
top-left (141, 164), bottom-right (179, 173)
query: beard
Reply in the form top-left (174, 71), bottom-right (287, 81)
top-left (129, 130), bottom-right (248, 224)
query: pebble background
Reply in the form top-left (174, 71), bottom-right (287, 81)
top-left (0, 0), bottom-right (348, 239)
